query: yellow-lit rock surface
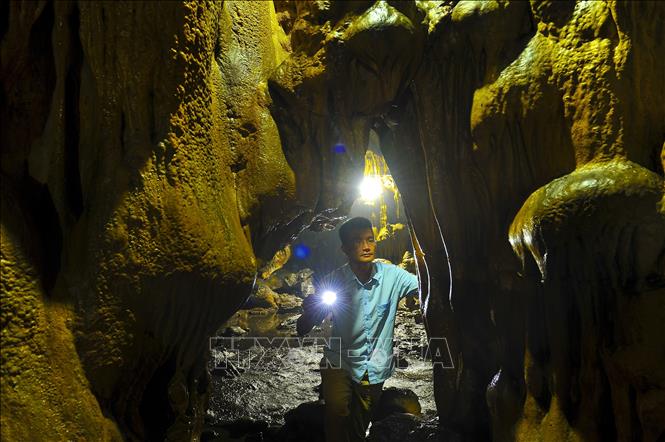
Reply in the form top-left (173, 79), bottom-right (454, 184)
top-left (1, 1), bottom-right (357, 439)
top-left (1, 0), bottom-right (663, 440)
top-left (1, 186), bottom-right (122, 441)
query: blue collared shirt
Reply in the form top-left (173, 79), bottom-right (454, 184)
top-left (320, 261), bottom-right (419, 384)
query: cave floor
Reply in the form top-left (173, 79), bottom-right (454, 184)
top-left (205, 308), bottom-right (439, 441)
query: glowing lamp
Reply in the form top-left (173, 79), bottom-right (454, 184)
top-left (321, 290), bottom-right (337, 305)
top-left (359, 176), bottom-right (382, 202)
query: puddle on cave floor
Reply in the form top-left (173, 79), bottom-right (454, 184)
top-left (205, 308), bottom-right (438, 441)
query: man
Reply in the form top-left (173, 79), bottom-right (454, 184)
top-left (297, 217), bottom-right (419, 442)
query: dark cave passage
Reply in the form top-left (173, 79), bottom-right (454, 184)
top-left (203, 141), bottom-right (445, 441)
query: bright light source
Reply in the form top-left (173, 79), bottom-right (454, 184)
top-left (359, 176), bottom-right (383, 202)
top-left (321, 290), bottom-right (337, 305)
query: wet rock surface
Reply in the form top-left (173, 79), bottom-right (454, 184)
top-left (375, 387), bottom-right (422, 421)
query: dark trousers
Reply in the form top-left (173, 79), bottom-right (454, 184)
top-left (320, 367), bottom-right (384, 442)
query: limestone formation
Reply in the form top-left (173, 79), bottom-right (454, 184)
top-left (2, 1), bottom-right (360, 439)
top-left (2, 0), bottom-right (663, 440)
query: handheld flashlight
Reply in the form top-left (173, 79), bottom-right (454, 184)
top-left (321, 290), bottom-right (337, 305)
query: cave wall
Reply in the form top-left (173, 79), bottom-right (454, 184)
top-left (1, 0), bottom-right (664, 441)
top-left (270, 0), bottom-right (664, 440)
top-left (1, 1), bottom-right (364, 439)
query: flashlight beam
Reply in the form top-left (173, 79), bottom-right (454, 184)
top-left (322, 290), bottom-right (337, 305)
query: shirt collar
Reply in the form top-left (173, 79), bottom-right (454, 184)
top-left (370, 262), bottom-right (383, 281)
top-left (346, 261), bottom-right (383, 287)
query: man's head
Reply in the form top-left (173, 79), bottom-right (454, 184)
top-left (339, 217), bottom-right (376, 264)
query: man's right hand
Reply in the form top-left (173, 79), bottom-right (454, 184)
top-left (301, 293), bottom-right (320, 312)
top-left (296, 294), bottom-right (328, 337)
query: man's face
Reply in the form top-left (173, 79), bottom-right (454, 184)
top-left (342, 228), bottom-right (376, 264)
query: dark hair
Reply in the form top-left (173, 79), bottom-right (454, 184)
top-left (338, 217), bottom-right (373, 245)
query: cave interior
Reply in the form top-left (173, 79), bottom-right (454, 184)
top-left (1, 1), bottom-right (664, 441)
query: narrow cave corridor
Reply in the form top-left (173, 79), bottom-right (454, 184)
top-left (1, 1), bottom-right (664, 442)
top-left (205, 138), bottom-right (443, 440)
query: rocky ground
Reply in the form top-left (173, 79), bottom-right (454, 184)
top-left (204, 268), bottom-right (457, 441)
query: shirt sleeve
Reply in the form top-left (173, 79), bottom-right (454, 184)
top-left (395, 266), bottom-right (419, 300)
